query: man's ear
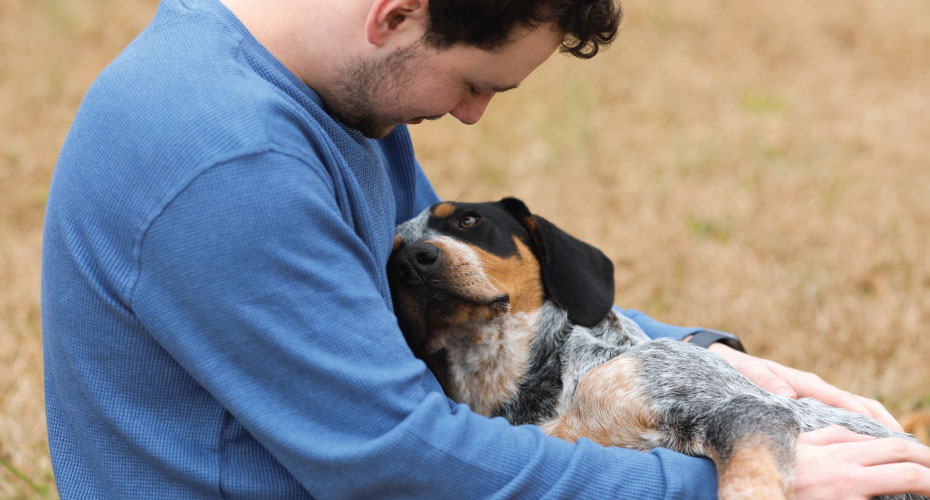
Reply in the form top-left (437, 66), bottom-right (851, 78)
top-left (500, 197), bottom-right (616, 327)
top-left (365, 0), bottom-right (429, 47)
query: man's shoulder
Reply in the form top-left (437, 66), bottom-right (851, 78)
top-left (86, 11), bottom-right (270, 141)
top-left (72, 5), bottom-right (338, 177)
top-left (55, 17), bottom-right (339, 250)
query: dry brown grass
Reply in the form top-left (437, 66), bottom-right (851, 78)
top-left (2, 0), bottom-right (928, 496)
top-left (1, 1), bottom-right (159, 496)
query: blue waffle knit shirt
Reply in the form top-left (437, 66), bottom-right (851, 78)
top-left (42, 0), bottom-right (719, 498)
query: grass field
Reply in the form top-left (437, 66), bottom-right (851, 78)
top-left (2, 0), bottom-right (929, 497)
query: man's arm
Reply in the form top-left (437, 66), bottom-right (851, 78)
top-left (132, 152), bottom-right (720, 499)
top-left (619, 307), bottom-right (706, 340)
top-left (619, 308), bottom-right (901, 430)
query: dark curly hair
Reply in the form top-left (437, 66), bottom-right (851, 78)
top-left (423, 0), bottom-right (622, 59)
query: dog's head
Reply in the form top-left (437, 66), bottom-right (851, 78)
top-left (388, 197), bottom-right (615, 412)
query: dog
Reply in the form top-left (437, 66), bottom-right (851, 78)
top-left (388, 197), bottom-right (927, 500)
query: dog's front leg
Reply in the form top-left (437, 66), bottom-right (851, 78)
top-left (702, 394), bottom-right (799, 500)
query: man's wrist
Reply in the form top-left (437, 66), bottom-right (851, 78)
top-left (685, 329), bottom-right (747, 353)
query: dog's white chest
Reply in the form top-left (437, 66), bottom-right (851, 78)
top-left (443, 311), bottom-right (540, 416)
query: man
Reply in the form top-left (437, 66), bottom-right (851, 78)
top-left (42, 0), bottom-right (930, 498)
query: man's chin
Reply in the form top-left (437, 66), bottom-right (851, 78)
top-left (343, 114), bottom-right (442, 139)
top-left (361, 120), bottom-right (424, 139)
top-left (351, 121), bottom-right (398, 139)
top-left (322, 105), bottom-right (397, 139)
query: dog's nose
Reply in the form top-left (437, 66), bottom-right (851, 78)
top-left (396, 242), bottom-right (441, 285)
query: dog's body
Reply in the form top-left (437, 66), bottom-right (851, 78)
top-left (389, 198), bottom-right (926, 500)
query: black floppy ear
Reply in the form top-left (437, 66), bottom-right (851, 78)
top-left (500, 197), bottom-right (615, 327)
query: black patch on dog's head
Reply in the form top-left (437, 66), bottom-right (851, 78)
top-left (423, 200), bottom-right (536, 258)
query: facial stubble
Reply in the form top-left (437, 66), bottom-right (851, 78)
top-left (327, 44), bottom-right (423, 139)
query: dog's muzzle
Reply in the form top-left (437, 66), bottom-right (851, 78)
top-left (394, 241), bottom-right (441, 286)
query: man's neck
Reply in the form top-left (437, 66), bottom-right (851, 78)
top-left (220, 0), bottom-right (366, 94)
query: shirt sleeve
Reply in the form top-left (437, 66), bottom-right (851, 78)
top-left (132, 151), bottom-right (720, 500)
top-left (618, 307), bottom-right (707, 341)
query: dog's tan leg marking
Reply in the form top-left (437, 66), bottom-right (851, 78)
top-left (540, 356), bottom-right (661, 450)
top-left (714, 440), bottom-right (789, 500)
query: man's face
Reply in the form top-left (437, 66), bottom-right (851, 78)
top-left (326, 23), bottom-right (563, 138)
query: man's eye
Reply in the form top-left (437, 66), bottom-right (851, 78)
top-left (460, 215), bottom-right (480, 228)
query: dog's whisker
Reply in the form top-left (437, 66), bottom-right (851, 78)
top-left (484, 273), bottom-right (526, 303)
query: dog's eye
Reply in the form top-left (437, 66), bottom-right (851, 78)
top-left (459, 215), bottom-right (480, 228)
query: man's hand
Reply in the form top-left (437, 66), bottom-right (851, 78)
top-left (706, 343), bottom-right (904, 432)
top-left (794, 425), bottom-right (930, 499)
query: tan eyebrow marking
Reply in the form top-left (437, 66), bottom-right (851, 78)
top-left (433, 203), bottom-right (455, 218)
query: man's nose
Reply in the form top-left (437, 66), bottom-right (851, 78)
top-left (450, 91), bottom-right (495, 125)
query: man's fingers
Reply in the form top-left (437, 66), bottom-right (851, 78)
top-left (811, 388), bottom-right (902, 432)
top-left (759, 376), bottom-right (798, 398)
top-left (805, 379), bottom-right (897, 431)
top-left (855, 395), bottom-right (905, 432)
top-left (798, 425), bottom-right (876, 446)
top-left (706, 346), bottom-right (800, 398)
top-left (782, 368), bottom-right (859, 408)
top-left (796, 434), bottom-right (930, 498)
top-left (714, 347), bottom-right (904, 431)
top-left (860, 463), bottom-right (930, 497)
top-left (749, 363), bottom-right (797, 398)
top-left (767, 362), bottom-right (904, 430)
top-left (845, 438), bottom-right (930, 468)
